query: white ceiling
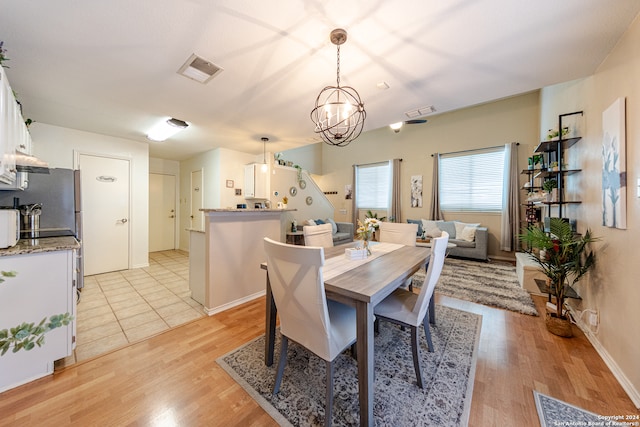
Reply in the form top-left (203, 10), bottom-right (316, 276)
top-left (1, 1), bottom-right (639, 161)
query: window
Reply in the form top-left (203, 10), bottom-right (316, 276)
top-left (439, 147), bottom-right (505, 212)
top-left (356, 162), bottom-right (390, 209)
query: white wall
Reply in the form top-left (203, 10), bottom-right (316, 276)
top-left (29, 123), bottom-right (150, 269)
top-left (540, 14), bottom-right (640, 407)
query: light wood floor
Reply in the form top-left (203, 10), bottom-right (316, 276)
top-left (0, 293), bottom-right (637, 426)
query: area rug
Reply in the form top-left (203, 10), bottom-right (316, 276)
top-left (217, 305), bottom-right (482, 427)
top-left (534, 391), bottom-right (608, 427)
top-left (412, 258), bottom-right (539, 316)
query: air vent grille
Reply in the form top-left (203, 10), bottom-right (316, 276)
top-left (177, 54), bottom-right (223, 84)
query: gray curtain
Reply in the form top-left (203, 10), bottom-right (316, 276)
top-left (500, 142), bottom-right (520, 251)
top-left (390, 159), bottom-right (401, 221)
top-left (351, 165), bottom-right (358, 226)
top-left (429, 153), bottom-right (443, 220)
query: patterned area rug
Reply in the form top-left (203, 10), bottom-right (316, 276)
top-left (217, 305), bottom-right (482, 427)
top-left (534, 391), bottom-right (607, 427)
top-left (412, 258), bottom-right (539, 316)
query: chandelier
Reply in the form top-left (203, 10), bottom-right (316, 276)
top-left (310, 29), bottom-right (366, 147)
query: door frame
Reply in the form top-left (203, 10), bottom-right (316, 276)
top-left (74, 150), bottom-right (133, 271)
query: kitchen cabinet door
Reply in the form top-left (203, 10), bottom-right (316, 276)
top-left (0, 250), bottom-right (75, 392)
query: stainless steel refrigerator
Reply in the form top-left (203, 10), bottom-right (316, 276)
top-left (0, 168), bottom-right (84, 289)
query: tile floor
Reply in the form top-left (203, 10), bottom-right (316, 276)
top-left (58, 250), bottom-right (204, 367)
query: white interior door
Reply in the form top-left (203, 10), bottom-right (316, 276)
top-left (80, 154), bottom-right (130, 275)
top-left (149, 173), bottom-right (176, 252)
top-left (190, 169), bottom-right (203, 231)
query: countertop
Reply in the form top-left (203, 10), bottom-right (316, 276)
top-left (200, 208), bottom-right (296, 213)
top-left (0, 236), bottom-right (80, 257)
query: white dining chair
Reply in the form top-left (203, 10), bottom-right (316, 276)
top-left (379, 222), bottom-right (419, 290)
top-left (373, 231), bottom-right (449, 389)
top-left (303, 223), bottom-right (334, 248)
top-left (378, 222), bottom-right (418, 246)
top-left (264, 238), bottom-right (357, 427)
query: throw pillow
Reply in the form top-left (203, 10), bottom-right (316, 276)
top-left (436, 221), bottom-right (456, 239)
top-left (326, 218), bottom-right (338, 235)
top-left (306, 219), bottom-right (316, 226)
top-left (459, 226), bottom-right (478, 242)
top-left (315, 219), bottom-right (325, 225)
top-left (406, 219), bottom-right (423, 237)
top-left (421, 219), bottom-right (442, 238)
top-left (454, 221), bottom-right (480, 239)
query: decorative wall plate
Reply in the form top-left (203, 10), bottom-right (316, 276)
top-left (299, 179), bottom-right (307, 189)
top-left (289, 186), bottom-right (297, 196)
top-left (306, 196), bottom-right (313, 205)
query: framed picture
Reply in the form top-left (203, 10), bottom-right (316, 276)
top-left (602, 97), bottom-right (626, 229)
top-left (226, 179), bottom-right (234, 188)
top-left (410, 175), bottom-right (423, 208)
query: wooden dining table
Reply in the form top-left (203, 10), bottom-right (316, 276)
top-left (261, 241), bottom-right (432, 427)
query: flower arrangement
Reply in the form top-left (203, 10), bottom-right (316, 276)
top-left (0, 41), bottom-right (9, 68)
top-left (356, 218), bottom-right (379, 255)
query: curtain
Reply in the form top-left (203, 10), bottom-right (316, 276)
top-left (351, 165), bottom-right (358, 227)
top-left (429, 153), bottom-right (443, 220)
top-left (500, 142), bottom-right (520, 251)
top-left (390, 159), bottom-right (401, 221)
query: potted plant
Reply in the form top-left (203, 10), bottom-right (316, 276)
top-left (520, 218), bottom-right (598, 337)
top-left (542, 179), bottom-right (557, 201)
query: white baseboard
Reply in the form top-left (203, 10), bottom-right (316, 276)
top-left (204, 290), bottom-right (266, 316)
top-left (568, 306), bottom-right (640, 409)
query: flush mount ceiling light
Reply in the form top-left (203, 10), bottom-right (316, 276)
top-left (146, 118), bottom-right (189, 141)
top-left (177, 53), bottom-right (223, 84)
top-left (310, 28), bottom-right (366, 147)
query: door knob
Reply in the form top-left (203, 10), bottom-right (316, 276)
top-left (118, 218), bottom-right (128, 224)
top-left (190, 215), bottom-right (194, 219)
top-left (169, 215), bottom-right (175, 218)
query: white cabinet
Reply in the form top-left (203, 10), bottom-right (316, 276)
top-left (0, 66), bottom-right (32, 189)
top-left (0, 250), bottom-right (76, 392)
top-left (244, 163), bottom-right (268, 199)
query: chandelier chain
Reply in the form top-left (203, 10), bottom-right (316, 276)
top-left (336, 45), bottom-right (341, 87)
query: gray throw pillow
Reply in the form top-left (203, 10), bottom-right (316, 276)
top-left (326, 218), bottom-right (338, 235)
top-left (437, 221), bottom-right (456, 238)
top-left (406, 219), bottom-right (423, 237)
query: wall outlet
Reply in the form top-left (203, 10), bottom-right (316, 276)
top-left (339, 209), bottom-right (347, 214)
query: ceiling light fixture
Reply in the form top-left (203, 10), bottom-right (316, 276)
top-left (389, 122), bottom-right (403, 133)
top-left (310, 28), bottom-right (366, 147)
top-left (146, 118), bottom-right (189, 141)
top-left (261, 137), bottom-right (269, 172)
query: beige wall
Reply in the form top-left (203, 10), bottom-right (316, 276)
top-left (318, 91), bottom-right (540, 260)
top-left (540, 15), bottom-right (640, 407)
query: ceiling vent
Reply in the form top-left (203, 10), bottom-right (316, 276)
top-left (177, 54), bottom-right (223, 84)
top-left (404, 105), bottom-right (436, 118)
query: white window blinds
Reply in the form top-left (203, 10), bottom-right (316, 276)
top-left (356, 162), bottom-right (390, 209)
top-left (439, 147), bottom-right (505, 212)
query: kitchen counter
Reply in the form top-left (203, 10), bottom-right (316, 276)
top-left (191, 209), bottom-right (293, 315)
top-left (200, 208), bottom-right (296, 213)
top-left (0, 236), bottom-right (80, 257)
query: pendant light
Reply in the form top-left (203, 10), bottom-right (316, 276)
top-left (261, 137), bottom-right (269, 172)
top-left (310, 29), bottom-right (366, 147)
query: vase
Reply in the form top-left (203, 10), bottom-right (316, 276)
top-left (545, 313), bottom-right (573, 337)
top-left (363, 239), bottom-right (371, 256)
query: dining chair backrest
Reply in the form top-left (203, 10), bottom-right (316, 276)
top-left (303, 223), bottom-right (334, 248)
top-left (413, 231), bottom-right (449, 321)
top-left (264, 238), bottom-right (338, 361)
top-left (379, 222), bottom-right (418, 246)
